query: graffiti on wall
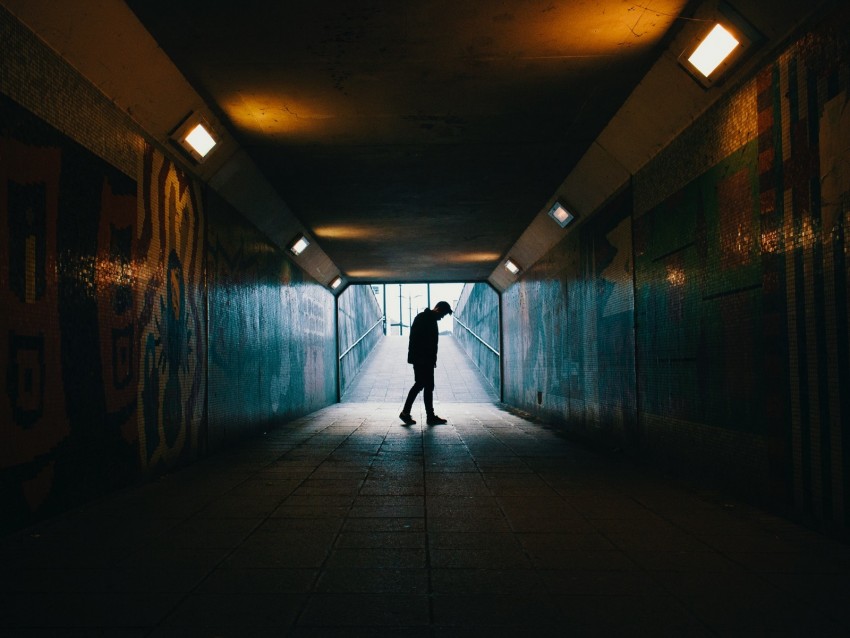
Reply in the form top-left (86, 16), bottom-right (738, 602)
top-left (0, 135), bottom-right (69, 515)
top-left (96, 175), bottom-right (141, 443)
top-left (0, 95), bottom-right (211, 530)
top-left (137, 146), bottom-right (206, 470)
top-left (206, 190), bottom-right (336, 446)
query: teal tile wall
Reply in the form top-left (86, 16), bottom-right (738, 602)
top-left (499, 13), bottom-right (850, 529)
top-left (453, 282), bottom-right (500, 396)
top-left (206, 189), bottom-right (337, 451)
top-left (338, 285), bottom-right (384, 398)
top-left (502, 191), bottom-right (637, 444)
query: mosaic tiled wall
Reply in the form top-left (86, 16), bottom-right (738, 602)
top-left (0, 96), bottom-right (208, 531)
top-left (502, 191), bottom-right (637, 444)
top-left (501, 14), bottom-right (850, 528)
top-left (206, 191), bottom-right (337, 449)
top-left (634, 18), bottom-right (850, 523)
top-left (0, 9), bottom-right (339, 531)
top-left (453, 283), bottom-right (500, 396)
top-left (338, 285), bottom-right (384, 398)
top-left (136, 144), bottom-right (207, 472)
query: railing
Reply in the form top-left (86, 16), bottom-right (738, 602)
top-left (339, 316), bottom-right (384, 360)
top-left (453, 315), bottom-right (499, 356)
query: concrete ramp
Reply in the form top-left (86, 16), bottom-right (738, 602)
top-left (342, 335), bottom-right (499, 405)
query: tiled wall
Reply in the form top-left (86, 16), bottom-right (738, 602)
top-left (0, 10), bottom-right (338, 532)
top-left (338, 285), bottom-right (384, 398)
top-left (498, 13), bottom-right (850, 529)
top-left (453, 282), bottom-right (500, 396)
top-left (206, 189), bottom-right (337, 450)
top-left (502, 190), bottom-right (638, 445)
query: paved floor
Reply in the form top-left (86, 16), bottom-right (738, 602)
top-left (2, 339), bottom-right (850, 636)
top-left (342, 334), bottom-right (500, 405)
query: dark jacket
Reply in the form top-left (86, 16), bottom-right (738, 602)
top-left (407, 309), bottom-right (439, 367)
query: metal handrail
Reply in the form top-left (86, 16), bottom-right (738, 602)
top-left (339, 316), bottom-right (384, 360)
top-left (453, 315), bottom-right (499, 356)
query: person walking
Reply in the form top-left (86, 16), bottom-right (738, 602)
top-left (399, 301), bottom-right (452, 425)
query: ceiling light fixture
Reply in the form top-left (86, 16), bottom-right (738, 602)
top-left (688, 24), bottom-right (740, 77)
top-left (289, 234), bottom-right (310, 256)
top-left (171, 113), bottom-right (219, 162)
top-left (678, 3), bottom-right (760, 88)
top-left (184, 123), bottom-right (217, 158)
top-left (505, 259), bottom-right (521, 275)
top-left (329, 276), bottom-right (343, 290)
top-left (548, 201), bottom-right (575, 228)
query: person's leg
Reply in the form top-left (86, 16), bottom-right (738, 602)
top-left (402, 380), bottom-right (422, 414)
top-left (402, 365), bottom-right (428, 416)
top-left (418, 366), bottom-right (446, 424)
top-left (421, 367), bottom-right (435, 416)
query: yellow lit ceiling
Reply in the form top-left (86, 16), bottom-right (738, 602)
top-left (123, 0), bottom-right (694, 282)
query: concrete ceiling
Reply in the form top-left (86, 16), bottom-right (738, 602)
top-left (123, 0), bottom-right (696, 283)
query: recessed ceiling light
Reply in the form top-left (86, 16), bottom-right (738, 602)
top-left (171, 113), bottom-right (219, 162)
top-left (505, 259), bottom-right (520, 275)
top-left (688, 23), bottom-right (740, 77)
top-left (289, 234), bottom-right (310, 256)
top-left (184, 123), bottom-right (217, 158)
top-left (330, 276), bottom-right (343, 290)
top-left (548, 202), bottom-right (575, 228)
top-left (679, 5), bottom-right (760, 89)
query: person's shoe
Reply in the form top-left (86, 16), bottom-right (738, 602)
top-left (399, 412), bottom-right (416, 425)
top-left (426, 414), bottom-right (447, 425)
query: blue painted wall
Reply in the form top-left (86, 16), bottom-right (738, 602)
top-left (502, 191), bottom-right (637, 444)
top-left (338, 285), bottom-right (384, 398)
top-left (207, 189), bottom-right (337, 450)
top-left (453, 282), bottom-right (500, 396)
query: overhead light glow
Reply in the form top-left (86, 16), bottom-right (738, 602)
top-left (289, 235), bottom-right (310, 256)
top-left (330, 276), bottom-right (343, 290)
top-left (688, 23), bottom-right (740, 77)
top-left (171, 113), bottom-right (220, 162)
top-left (505, 259), bottom-right (520, 275)
top-left (184, 123), bottom-right (217, 158)
top-left (548, 202), bottom-right (575, 228)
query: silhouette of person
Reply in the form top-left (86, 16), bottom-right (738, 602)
top-left (399, 301), bottom-right (452, 425)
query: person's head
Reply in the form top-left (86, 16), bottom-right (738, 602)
top-left (433, 301), bottom-right (453, 319)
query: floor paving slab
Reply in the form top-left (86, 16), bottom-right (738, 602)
top-left (2, 337), bottom-right (849, 634)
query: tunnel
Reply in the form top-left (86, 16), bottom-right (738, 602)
top-left (2, 0), bottom-right (850, 634)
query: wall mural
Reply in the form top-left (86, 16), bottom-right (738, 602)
top-left (1, 96), bottom-right (141, 530)
top-left (1, 134), bottom-right (69, 521)
top-left (137, 146), bottom-right (206, 470)
top-left (1, 93), bottom-right (340, 532)
top-left (497, 26), bottom-right (850, 529)
top-left (96, 174), bottom-right (140, 446)
top-left (759, 44), bottom-right (850, 524)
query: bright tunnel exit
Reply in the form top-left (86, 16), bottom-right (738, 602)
top-left (375, 283), bottom-right (464, 337)
top-left (336, 282), bottom-right (501, 408)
